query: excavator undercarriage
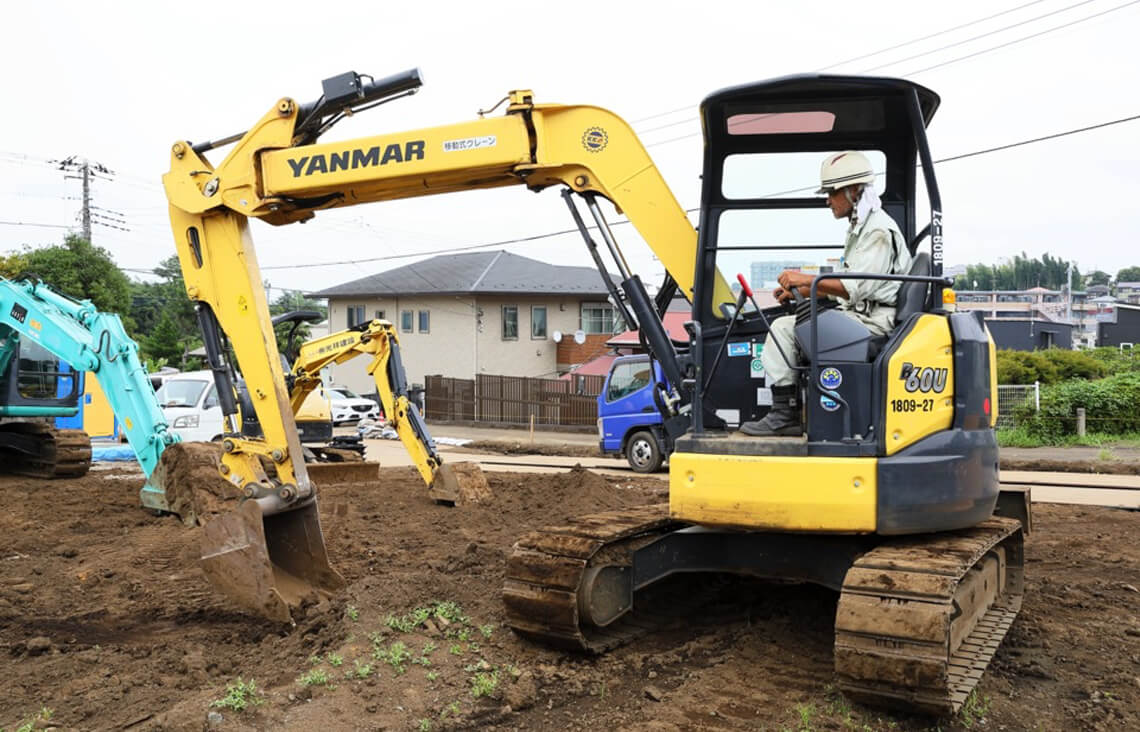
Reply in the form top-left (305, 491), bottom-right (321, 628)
top-left (505, 508), bottom-right (1024, 715)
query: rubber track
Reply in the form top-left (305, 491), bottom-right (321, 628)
top-left (7, 426), bottom-right (92, 479)
top-left (503, 503), bottom-right (686, 651)
top-left (834, 516), bottom-right (1024, 715)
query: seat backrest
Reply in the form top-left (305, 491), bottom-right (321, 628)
top-left (894, 252), bottom-right (932, 326)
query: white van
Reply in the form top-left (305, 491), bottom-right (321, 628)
top-left (155, 369), bottom-right (334, 443)
top-left (155, 370), bottom-right (224, 442)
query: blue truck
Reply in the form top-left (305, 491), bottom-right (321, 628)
top-left (597, 354), bottom-right (672, 473)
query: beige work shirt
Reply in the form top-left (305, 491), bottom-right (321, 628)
top-left (836, 207), bottom-right (911, 313)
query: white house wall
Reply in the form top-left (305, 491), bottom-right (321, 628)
top-left (326, 295), bottom-right (599, 395)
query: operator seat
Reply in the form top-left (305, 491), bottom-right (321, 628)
top-left (867, 252), bottom-right (933, 358)
top-left (794, 252), bottom-right (934, 363)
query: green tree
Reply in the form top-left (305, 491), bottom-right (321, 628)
top-left (143, 311), bottom-right (184, 364)
top-left (953, 252), bottom-right (1079, 291)
top-left (130, 254), bottom-right (199, 365)
top-left (1085, 270), bottom-right (1111, 287)
top-left (1116, 266), bottom-right (1140, 283)
top-left (21, 234), bottom-right (132, 316)
top-left (0, 252), bottom-right (28, 279)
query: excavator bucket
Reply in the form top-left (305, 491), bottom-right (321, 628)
top-left (200, 498), bottom-right (345, 623)
top-left (427, 461), bottom-right (490, 505)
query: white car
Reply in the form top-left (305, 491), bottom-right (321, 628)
top-left (327, 386), bottom-right (381, 424)
top-left (155, 370), bottom-right (225, 442)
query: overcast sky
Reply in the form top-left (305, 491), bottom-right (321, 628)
top-left (2, 0), bottom-right (1138, 298)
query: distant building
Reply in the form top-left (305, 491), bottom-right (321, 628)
top-left (1115, 282), bottom-right (1140, 304)
top-left (308, 251), bottom-right (622, 395)
top-left (986, 319), bottom-right (1074, 351)
top-left (954, 287), bottom-right (1092, 348)
top-left (1097, 302), bottom-right (1140, 348)
top-left (750, 260), bottom-right (810, 289)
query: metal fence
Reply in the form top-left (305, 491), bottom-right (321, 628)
top-left (995, 382), bottom-right (1039, 429)
top-left (424, 373), bottom-right (606, 427)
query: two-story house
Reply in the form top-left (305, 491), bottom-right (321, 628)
top-left (308, 250), bottom-right (622, 396)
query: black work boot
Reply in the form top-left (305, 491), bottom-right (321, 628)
top-left (739, 385), bottom-right (802, 437)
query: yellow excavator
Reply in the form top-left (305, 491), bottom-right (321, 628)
top-left (163, 69), bottom-right (1029, 714)
top-left (278, 312), bottom-right (470, 501)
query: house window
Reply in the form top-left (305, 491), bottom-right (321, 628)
top-left (581, 303), bottom-right (619, 334)
top-left (502, 305), bottom-right (518, 340)
top-left (400, 310), bottom-right (413, 333)
top-left (531, 306), bottom-right (547, 339)
top-left (418, 310), bottom-right (430, 333)
top-left (347, 305), bottom-right (365, 328)
top-left (374, 309), bottom-right (386, 321)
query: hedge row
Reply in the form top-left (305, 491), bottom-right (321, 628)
top-left (1015, 371), bottom-right (1140, 442)
top-left (995, 348), bottom-right (1108, 385)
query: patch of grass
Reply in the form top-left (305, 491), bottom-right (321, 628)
top-left (210, 678), bottom-right (265, 713)
top-left (1098, 447), bottom-right (1115, 461)
top-left (385, 600), bottom-right (471, 635)
top-left (10, 707), bottom-right (53, 732)
top-left (479, 623), bottom-right (494, 639)
top-left (347, 659), bottom-right (373, 679)
top-left (386, 613), bottom-right (417, 633)
top-left (372, 640), bottom-right (412, 675)
top-left (957, 690), bottom-right (991, 729)
top-left (449, 643), bottom-right (463, 655)
top-left (307, 654), bottom-right (322, 666)
top-left (327, 652), bottom-right (344, 667)
top-left (794, 702), bottom-right (816, 731)
top-left (297, 668), bottom-right (331, 687)
top-left (469, 668), bottom-right (500, 698)
top-left (426, 670), bottom-right (439, 682)
top-left (440, 700), bottom-right (461, 719)
top-left (417, 719), bottom-right (432, 732)
top-left (346, 605), bottom-right (359, 622)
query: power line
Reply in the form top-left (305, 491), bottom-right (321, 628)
top-left (902, 0), bottom-right (1140, 75)
top-left (818, 0), bottom-right (1051, 70)
top-left (0, 220), bottom-right (73, 229)
top-left (630, 0), bottom-right (1066, 129)
top-left (640, 1), bottom-right (1137, 148)
top-left (936, 112), bottom-right (1140, 162)
top-left (859, 0), bottom-right (1100, 73)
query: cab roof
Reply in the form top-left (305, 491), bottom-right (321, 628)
top-left (700, 74), bottom-right (940, 154)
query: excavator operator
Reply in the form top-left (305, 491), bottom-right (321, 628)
top-left (740, 151), bottom-right (912, 437)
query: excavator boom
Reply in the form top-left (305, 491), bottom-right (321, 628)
top-left (0, 276), bottom-right (179, 491)
top-left (287, 318), bottom-right (486, 503)
top-left (163, 68), bottom-right (704, 622)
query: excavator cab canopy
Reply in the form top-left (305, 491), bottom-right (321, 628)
top-left (692, 75), bottom-right (943, 323)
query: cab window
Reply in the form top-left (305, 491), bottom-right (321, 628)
top-left (606, 362), bottom-right (652, 402)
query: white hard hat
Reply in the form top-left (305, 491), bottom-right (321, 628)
top-left (816, 151), bottom-right (875, 194)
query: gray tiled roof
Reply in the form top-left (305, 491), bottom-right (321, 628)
top-left (308, 250), bottom-right (615, 298)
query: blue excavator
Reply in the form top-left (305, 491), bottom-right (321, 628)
top-left (0, 275), bottom-right (179, 509)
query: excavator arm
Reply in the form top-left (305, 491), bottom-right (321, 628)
top-left (288, 319), bottom-right (475, 502)
top-left (163, 68), bottom-right (709, 621)
top-left (0, 277), bottom-right (179, 492)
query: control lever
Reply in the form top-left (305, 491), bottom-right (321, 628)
top-left (700, 280), bottom-right (749, 398)
top-left (735, 274), bottom-right (802, 375)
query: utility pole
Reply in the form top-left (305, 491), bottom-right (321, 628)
top-left (51, 155), bottom-right (125, 243)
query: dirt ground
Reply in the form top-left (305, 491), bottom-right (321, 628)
top-left (1, 458), bottom-right (1138, 731)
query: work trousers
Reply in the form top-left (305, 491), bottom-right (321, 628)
top-left (760, 306), bottom-right (897, 387)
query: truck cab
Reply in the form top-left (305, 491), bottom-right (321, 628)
top-left (597, 355), bottom-right (671, 473)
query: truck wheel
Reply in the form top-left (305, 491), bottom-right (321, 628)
top-left (626, 430), bottom-right (663, 473)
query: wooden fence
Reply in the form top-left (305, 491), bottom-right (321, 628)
top-left (425, 373), bottom-right (606, 426)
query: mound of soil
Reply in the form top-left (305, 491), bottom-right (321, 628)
top-left (1002, 457), bottom-right (1140, 475)
top-left (461, 440), bottom-right (611, 459)
top-left (1, 465), bottom-right (1137, 731)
